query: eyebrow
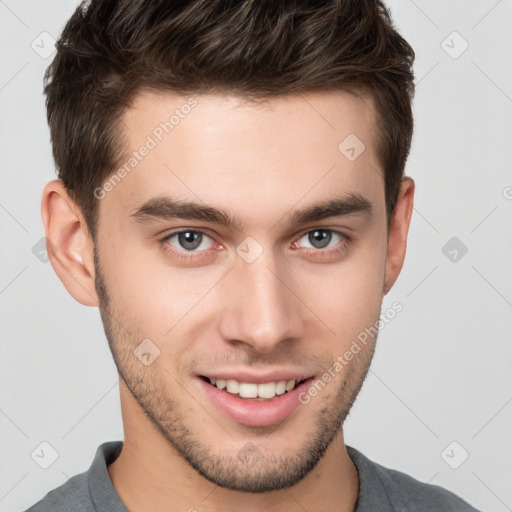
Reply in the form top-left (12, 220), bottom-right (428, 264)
top-left (129, 192), bottom-right (372, 231)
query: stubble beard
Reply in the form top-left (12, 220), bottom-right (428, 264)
top-left (93, 247), bottom-right (376, 492)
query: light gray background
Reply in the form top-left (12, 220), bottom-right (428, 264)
top-left (1, 1), bottom-right (511, 511)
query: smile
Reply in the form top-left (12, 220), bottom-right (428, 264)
top-left (201, 376), bottom-right (307, 400)
top-left (197, 374), bottom-right (315, 427)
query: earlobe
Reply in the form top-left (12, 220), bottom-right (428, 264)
top-left (41, 179), bottom-right (99, 307)
top-left (383, 177), bottom-right (415, 295)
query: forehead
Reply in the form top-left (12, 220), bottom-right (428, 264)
top-left (123, 89), bottom-right (377, 155)
top-left (100, 89), bottom-right (384, 230)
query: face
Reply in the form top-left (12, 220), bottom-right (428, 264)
top-left (89, 90), bottom-right (395, 492)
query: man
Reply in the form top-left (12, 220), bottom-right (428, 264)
top-left (26, 0), bottom-right (480, 510)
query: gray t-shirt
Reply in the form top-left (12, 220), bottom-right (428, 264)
top-left (24, 441), bottom-right (481, 511)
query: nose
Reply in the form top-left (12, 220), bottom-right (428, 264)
top-left (217, 249), bottom-right (305, 354)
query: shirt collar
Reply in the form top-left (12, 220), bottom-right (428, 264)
top-left (88, 441), bottom-right (128, 511)
top-left (347, 445), bottom-right (394, 511)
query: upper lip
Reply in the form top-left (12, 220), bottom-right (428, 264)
top-left (198, 369), bottom-right (314, 384)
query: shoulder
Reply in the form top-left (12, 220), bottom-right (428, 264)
top-left (23, 441), bottom-right (124, 512)
top-left (23, 471), bottom-right (94, 512)
top-left (346, 445), bottom-right (481, 511)
top-left (374, 463), bottom-right (481, 511)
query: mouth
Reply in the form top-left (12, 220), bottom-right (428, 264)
top-left (197, 374), bottom-right (315, 427)
top-left (199, 376), bottom-right (308, 401)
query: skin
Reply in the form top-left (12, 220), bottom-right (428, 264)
top-left (42, 90), bottom-right (414, 512)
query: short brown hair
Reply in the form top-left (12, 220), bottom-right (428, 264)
top-left (44, 0), bottom-right (415, 240)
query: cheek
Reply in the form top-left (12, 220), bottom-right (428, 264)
top-left (104, 246), bottom-right (227, 344)
top-left (311, 279), bottom-right (382, 349)
top-left (302, 236), bottom-right (387, 338)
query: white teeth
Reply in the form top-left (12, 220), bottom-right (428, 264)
top-left (285, 379), bottom-right (295, 391)
top-left (275, 380), bottom-right (286, 395)
top-left (208, 378), bottom-right (300, 399)
top-left (226, 379), bottom-right (239, 394)
top-left (238, 382), bottom-right (258, 398)
top-left (257, 382), bottom-right (277, 398)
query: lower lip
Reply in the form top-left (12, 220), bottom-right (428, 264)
top-left (198, 377), bottom-right (314, 428)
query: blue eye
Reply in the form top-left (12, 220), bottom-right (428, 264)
top-left (164, 230), bottom-right (215, 252)
top-left (297, 229), bottom-right (344, 250)
top-left (160, 227), bottom-right (351, 264)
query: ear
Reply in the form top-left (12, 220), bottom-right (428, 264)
top-left (383, 177), bottom-right (415, 295)
top-left (41, 179), bottom-right (99, 306)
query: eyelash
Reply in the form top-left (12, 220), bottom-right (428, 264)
top-left (159, 228), bottom-right (352, 262)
